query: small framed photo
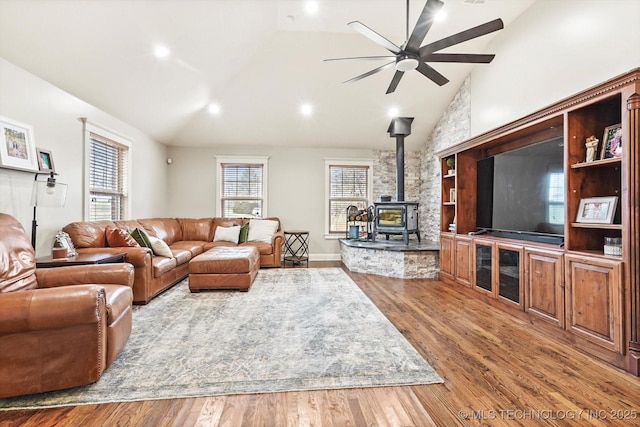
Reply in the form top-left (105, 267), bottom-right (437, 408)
top-left (0, 116), bottom-right (39, 172)
top-left (576, 196), bottom-right (618, 224)
top-left (600, 124), bottom-right (622, 159)
top-left (36, 148), bottom-right (55, 173)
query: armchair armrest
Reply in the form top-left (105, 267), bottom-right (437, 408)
top-left (0, 285), bottom-right (106, 335)
top-left (36, 264), bottom-right (134, 289)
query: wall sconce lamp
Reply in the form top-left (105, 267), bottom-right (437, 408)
top-left (31, 171), bottom-right (68, 249)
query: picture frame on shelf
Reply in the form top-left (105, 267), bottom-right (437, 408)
top-left (0, 116), bottom-right (39, 172)
top-left (600, 123), bottom-right (622, 159)
top-left (576, 196), bottom-right (618, 224)
top-left (36, 148), bottom-right (55, 173)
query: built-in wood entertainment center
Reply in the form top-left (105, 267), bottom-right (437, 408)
top-left (437, 68), bottom-right (640, 376)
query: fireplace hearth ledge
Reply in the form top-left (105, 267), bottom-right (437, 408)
top-left (340, 239), bottom-right (439, 279)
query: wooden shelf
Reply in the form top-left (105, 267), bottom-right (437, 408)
top-left (571, 222), bottom-right (622, 230)
top-left (443, 202), bottom-right (456, 206)
top-left (571, 157), bottom-right (621, 169)
top-left (443, 173), bottom-right (456, 179)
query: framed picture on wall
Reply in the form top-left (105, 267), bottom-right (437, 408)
top-left (0, 116), bottom-right (39, 172)
top-left (36, 148), bottom-right (55, 173)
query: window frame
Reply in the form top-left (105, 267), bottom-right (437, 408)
top-left (324, 158), bottom-right (373, 239)
top-left (215, 156), bottom-right (269, 218)
top-left (81, 118), bottom-right (133, 221)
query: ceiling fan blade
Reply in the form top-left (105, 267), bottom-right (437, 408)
top-left (324, 55), bottom-right (397, 62)
top-left (386, 71), bottom-right (405, 94)
top-left (348, 21), bottom-right (402, 55)
top-left (423, 53), bottom-right (495, 63)
top-left (343, 61), bottom-right (396, 84)
top-left (405, 0), bottom-right (444, 52)
top-left (418, 18), bottom-right (504, 57)
top-left (416, 62), bottom-right (449, 86)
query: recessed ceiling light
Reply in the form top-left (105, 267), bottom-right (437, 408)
top-left (153, 44), bottom-right (171, 59)
top-left (305, 1), bottom-right (319, 14)
top-left (434, 10), bottom-right (447, 22)
top-left (388, 107), bottom-right (399, 118)
top-left (208, 103), bottom-right (221, 115)
top-left (301, 103), bottom-right (313, 116)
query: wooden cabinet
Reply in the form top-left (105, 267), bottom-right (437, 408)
top-left (565, 254), bottom-right (623, 354)
top-left (437, 68), bottom-right (640, 375)
top-left (454, 236), bottom-right (472, 287)
top-left (525, 248), bottom-right (564, 328)
top-left (439, 233), bottom-right (455, 280)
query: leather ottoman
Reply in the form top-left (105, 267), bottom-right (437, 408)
top-left (188, 246), bottom-right (260, 292)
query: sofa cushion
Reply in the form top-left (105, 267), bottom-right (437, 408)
top-left (106, 227), bottom-right (140, 248)
top-left (62, 220), bottom-right (115, 248)
top-left (147, 235), bottom-right (173, 258)
top-left (247, 219), bottom-right (279, 244)
top-left (137, 218), bottom-right (182, 245)
top-left (170, 248), bottom-right (192, 265)
top-left (170, 241), bottom-right (205, 257)
top-left (213, 225), bottom-right (241, 243)
top-left (152, 256), bottom-right (177, 277)
top-left (177, 218), bottom-right (213, 241)
top-left (241, 241), bottom-right (273, 255)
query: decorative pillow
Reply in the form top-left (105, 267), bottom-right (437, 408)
top-left (146, 235), bottom-right (174, 258)
top-left (213, 225), bottom-right (241, 243)
top-left (247, 219), bottom-right (278, 244)
top-left (239, 223), bottom-right (250, 243)
top-left (129, 227), bottom-right (153, 248)
top-left (106, 227), bottom-right (140, 248)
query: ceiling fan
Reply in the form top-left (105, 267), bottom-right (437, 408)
top-left (325, 0), bottom-right (504, 94)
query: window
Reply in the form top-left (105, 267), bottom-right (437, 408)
top-left (215, 156), bottom-right (269, 217)
top-left (324, 159), bottom-right (373, 237)
top-left (82, 119), bottom-right (132, 221)
top-left (547, 171), bottom-right (564, 225)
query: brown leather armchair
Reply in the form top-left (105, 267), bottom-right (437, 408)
top-left (0, 213), bottom-right (134, 398)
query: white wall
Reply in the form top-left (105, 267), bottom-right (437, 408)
top-left (166, 144), bottom-right (373, 259)
top-left (470, 0), bottom-right (640, 135)
top-left (0, 58), bottom-right (169, 256)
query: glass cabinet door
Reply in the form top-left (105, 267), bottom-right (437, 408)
top-left (498, 248), bottom-right (520, 304)
top-left (475, 244), bottom-right (493, 292)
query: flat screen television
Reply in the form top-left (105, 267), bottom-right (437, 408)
top-left (476, 136), bottom-right (565, 244)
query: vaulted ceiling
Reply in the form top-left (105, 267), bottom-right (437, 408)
top-left (0, 0), bottom-right (535, 151)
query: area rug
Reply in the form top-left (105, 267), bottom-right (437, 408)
top-left (0, 268), bottom-right (442, 410)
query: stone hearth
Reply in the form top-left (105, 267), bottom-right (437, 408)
top-left (340, 239), bottom-right (439, 279)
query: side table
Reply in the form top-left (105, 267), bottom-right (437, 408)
top-left (283, 230), bottom-right (309, 267)
top-left (36, 252), bottom-right (127, 268)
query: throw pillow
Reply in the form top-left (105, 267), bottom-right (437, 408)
top-left (213, 225), bottom-right (241, 243)
top-left (239, 223), bottom-right (250, 243)
top-left (106, 227), bottom-right (140, 247)
top-left (247, 219), bottom-right (278, 244)
top-left (146, 235), bottom-right (174, 258)
top-left (129, 227), bottom-right (153, 248)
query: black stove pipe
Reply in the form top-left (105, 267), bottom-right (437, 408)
top-left (387, 117), bottom-right (414, 202)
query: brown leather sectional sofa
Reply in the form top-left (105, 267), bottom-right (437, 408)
top-left (62, 217), bottom-right (284, 304)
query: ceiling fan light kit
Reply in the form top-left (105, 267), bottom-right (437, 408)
top-left (325, 0), bottom-right (503, 94)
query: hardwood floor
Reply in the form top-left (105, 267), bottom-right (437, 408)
top-left (2, 262), bottom-right (639, 426)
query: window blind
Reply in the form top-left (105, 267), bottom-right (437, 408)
top-left (89, 132), bottom-right (128, 221)
top-left (328, 165), bottom-right (369, 233)
top-left (220, 163), bottom-right (263, 217)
